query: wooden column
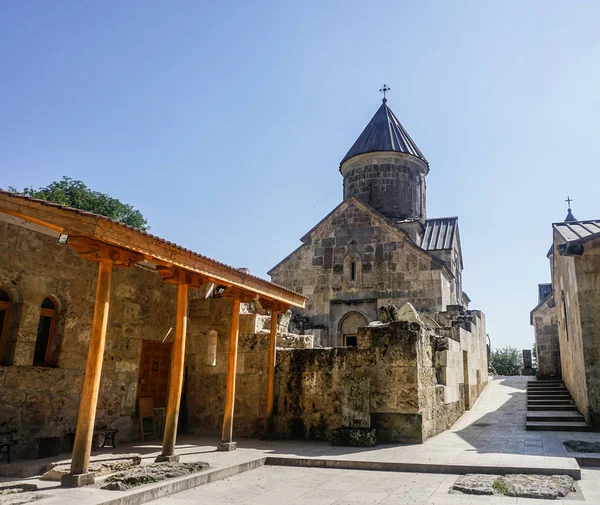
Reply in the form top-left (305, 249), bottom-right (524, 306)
top-left (64, 260), bottom-right (112, 486)
top-left (218, 297), bottom-right (241, 450)
top-left (265, 310), bottom-right (278, 434)
top-left (157, 283), bottom-right (188, 462)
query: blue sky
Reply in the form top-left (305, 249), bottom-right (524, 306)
top-left (2, 1), bottom-right (599, 350)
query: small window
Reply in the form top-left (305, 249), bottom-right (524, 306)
top-left (0, 288), bottom-right (12, 364)
top-left (562, 291), bottom-right (569, 342)
top-left (350, 261), bottom-right (356, 282)
top-left (344, 335), bottom-right (358, 347)
top-left (34, 297), bottom-right (57, 366)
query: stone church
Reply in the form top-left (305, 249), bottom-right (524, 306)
top-left (270, 96), bottom-right (476, 347)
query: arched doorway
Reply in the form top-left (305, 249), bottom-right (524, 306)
top-left (339, 311), bottom-right (368, 347)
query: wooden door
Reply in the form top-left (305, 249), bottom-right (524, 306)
top-left (137, 340), bottom-right (172, 408)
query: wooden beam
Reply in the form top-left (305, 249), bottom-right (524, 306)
top-left (156, 284), bottom-right (188, 462)
top-left (63, 260), bottom-right (112, 486)
top-left (221, 287), bottom-right (256, 304)
top-left (218, 298), bottom-right (241, 450)
top-left (69, 236), bottom-right (144, 268)
top-left (0, 191), bottom-right (306, 308)
top-left (0, 208), bottom-right (64, 233)
top-left (265, 310), bottom-right (278, 435)
top-left (156, 266), bottom-right (209, 288)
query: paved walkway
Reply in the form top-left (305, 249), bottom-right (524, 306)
top-left (148, 465), bottom-right (600, 505)
top-left (3, 377), bottom-right (600, 505)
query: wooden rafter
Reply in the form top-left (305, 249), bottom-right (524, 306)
top-left (156, 266), bottom-right (209, 288)
top-left (68, 236), bottom-right (144, 268)
top-left (0, 191), bottom-right (305, 308)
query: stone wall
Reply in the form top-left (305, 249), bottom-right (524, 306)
top-left (532, 300), bottom-right (561, 378)
top-left (0, 220), bottom-right (178, 458)
top-left (555, 233), bottom-right (600, 428)
top-left (273, 318), bottom-right (487, 444)
top-left (554, 230), bottom-right (589, 424)
top-left (574, 242), bottom-right (600, 427)
top-left (341, 152), bottom-right (428, 221)
top-left (269, 199), bottom-right (456, 346)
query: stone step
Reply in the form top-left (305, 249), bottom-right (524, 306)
top-left (527, 404), bottom-right (578, 411)
top-left (527, 391), bottom-right (570, 396)
top-left (527, 399), bottom-right (574, 405)
top-left (527, 384), bottom-right (565, 389)
top-left (527, 411), bottom-right (586, 422)
top-left (527, 395), bottom-right (573, 402)
top-left (526, 421), bottom-right (589, 431)
top-left (526, 389), bottom-right (569, 394)
top-left (527, 381), bottom-right (564, 385)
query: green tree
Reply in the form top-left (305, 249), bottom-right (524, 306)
top-left (9, 177), bottom-right (149, 231)
top-left (490, 345), bottom-right (523, 376)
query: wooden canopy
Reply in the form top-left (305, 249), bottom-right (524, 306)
top-left (0, 190), bottom-right (305, 309)
top-left (0, 189), bottom-right (304, 485)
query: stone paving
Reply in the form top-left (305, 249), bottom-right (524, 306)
top-left (2, 376), bottom-right (600, 505)
top-left (148, 465), bottom-right (600, 505)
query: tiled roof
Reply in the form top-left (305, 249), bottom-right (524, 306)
top-left (554, 220), bottom-right (600, 244)
top-left (419, 217), bottom-right (458, 251)
top-left (0, 189), bottom-right (305, 304)
top-left (341, 99), bottom-right (428, 166)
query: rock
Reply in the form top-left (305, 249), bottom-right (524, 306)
top-left (452, 474), bottom-right (495, 495)
top-left (564, 440), bottom-right (600, 453)
top-left (101, 461), bottom-right (209, 491)
top-left (452, 474), bottom-right (575, 499)
top-left (395, 303), bottom-right (422, 325)
top-left (503, 474), bottom-right (574, 499)
top-left (42, 453), bottom-right (142, 481)
top-left (0, 484), bottom-right (42, 505)
top-left (331, 428), bottom-right (377, 447)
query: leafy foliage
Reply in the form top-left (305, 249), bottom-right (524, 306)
top-left (9, 177), bottom-right (149, 231)
top-left (490, 345), bottom-right (523, 376)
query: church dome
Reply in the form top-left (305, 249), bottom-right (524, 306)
top-left (340, 99), bottom-right (428, 167)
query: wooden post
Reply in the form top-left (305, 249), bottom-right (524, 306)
top-left (265, 310), bottom-right (278, 435)
top-left (156, 283), bottom-right (188, 462)
top-left (63, 260), bottom-right (112, 487)
top-left (218, 298), bottom-right (240, 451)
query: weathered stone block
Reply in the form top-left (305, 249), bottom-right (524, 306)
top-left (331, 427), bottom-right (377, 447)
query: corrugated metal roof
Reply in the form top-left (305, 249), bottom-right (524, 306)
top-left (554, 220), bottom-right (600, 244)
top-left (340, 99), bottom-right (428, 166)
top-left (420, 217), bottom-right (458, 251)
top-left (0, 189), bottom-right (305, 304)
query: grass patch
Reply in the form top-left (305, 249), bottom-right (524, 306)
top-left (492, 478), bottom-right (509, 494)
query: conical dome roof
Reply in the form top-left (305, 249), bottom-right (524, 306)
top-left (341, 99), bottom-right (428, 166)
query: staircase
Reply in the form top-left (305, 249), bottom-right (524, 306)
top-left (526, 380), bottom-right (589, 431)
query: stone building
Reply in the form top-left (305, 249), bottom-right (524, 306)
top-left (269, 97), bottom-right (483, 348)
top-left (552, 217), bottom-right (600, 428)
top-left (0, 190), bottom-right (304, 474)
top-left (530, 208), bottom-right (577, 379)
top-left (530, 283), bottom-right (560, 378)
top-left (0, 187), bottom-right (488, 462)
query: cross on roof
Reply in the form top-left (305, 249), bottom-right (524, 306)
top-left (565, 196), bottom-right (573, 210)
top-left (379, 84), bottom-right (390, 102)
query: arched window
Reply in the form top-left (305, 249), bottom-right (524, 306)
top-left (33, 297), bottom-right (57, 366)
top-left (344, 254), bottom-right (362, 286)
top-left (339, 311), bottom-right (368, 347)
top-left (0, 288), bottom-right (12, 363)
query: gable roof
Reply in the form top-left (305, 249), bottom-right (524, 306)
top-left (268, 197), bottom-right (453, 278)
top-left (553, 219), bottom-right (600, 256)
top-left (554, 220), bottom-right (600, 245)
top-left (420, 217), bottom-right (458, 251)
top-left (340, 99), bottom-right (428, 166)
top-left (0, 189), bottom-right (305, 308)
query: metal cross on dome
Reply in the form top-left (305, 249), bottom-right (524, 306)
top-left (379, 84), bottom-right (390, 101)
